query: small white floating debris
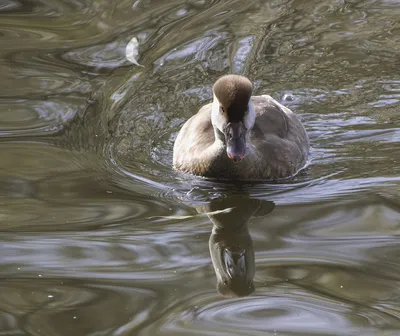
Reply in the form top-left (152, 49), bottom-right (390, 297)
top-left (48, 295), bottom-right (54, 298)
top-left (126, 37), bottom-right (144, 67)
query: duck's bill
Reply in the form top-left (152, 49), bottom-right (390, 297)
top-left (225, 121), bottom-right (246, 163)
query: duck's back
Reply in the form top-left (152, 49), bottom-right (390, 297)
top-left (173, 95), bottom-right (309, 180)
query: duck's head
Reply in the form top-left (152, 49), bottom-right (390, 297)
top-left (211, 74), bottom-right (255, 163)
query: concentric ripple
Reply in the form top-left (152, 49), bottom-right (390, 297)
top-left (0, 279), bottom-right (158, 336)
top-left (139, 288), bottom-right (400, 336)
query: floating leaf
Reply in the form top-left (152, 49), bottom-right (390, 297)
top-left (125, 37), bottom-right (144, 67)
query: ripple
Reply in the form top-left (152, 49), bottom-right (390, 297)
top-left (0, 0), bottom-right (21, 12)
top-left (0, 142), bottom-right (177, 231)
top-left (0, 172), bottom-right (178, 232)
top-left (0, 97), bottom-right (84, 136)
top-left (0, 226), bottom-right (212, 281)
top-left (142, 289), bottom-right (398, 335)
top-left (0, 52), bottom-right (92, 98)
top-left (0, 0), bottom-right (86, 17)
top-left (0, 141), bottom-right (90, 178)
top-left (0, 279), bottom-right (158, 336)
top-left (154, 31), bottom-right (228, 71)
top-left (62, 37), bottom-right (136, 69)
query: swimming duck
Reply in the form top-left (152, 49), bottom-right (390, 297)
top-left (173, 74), bottom-right (309, 180)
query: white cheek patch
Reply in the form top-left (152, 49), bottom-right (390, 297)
top-left (212, 96), bottom-right (254, 133)
top-left (244, 101), bottom-right (256, 130)
top-left (211, 96), bottom-right (226, 132)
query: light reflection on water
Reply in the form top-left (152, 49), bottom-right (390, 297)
top-left (0, 0), bottom-right (399, 335)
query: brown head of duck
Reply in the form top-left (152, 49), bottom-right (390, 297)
top-left (211, 74), bottom-right (256, 164)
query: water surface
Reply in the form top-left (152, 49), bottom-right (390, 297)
top-left (0, 0), bottom-right (399, 335)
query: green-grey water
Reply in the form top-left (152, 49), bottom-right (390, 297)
top-left (0, 0), bottom-right (399, 335)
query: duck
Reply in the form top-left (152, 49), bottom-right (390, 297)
top-left (173, 74), bottom-right (309, 180)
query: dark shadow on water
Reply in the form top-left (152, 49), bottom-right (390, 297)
top-left (197, 195), bottom-right (275, 297)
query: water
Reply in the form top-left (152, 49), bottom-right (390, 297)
top-left (0, 0), bottom-right (399, 335)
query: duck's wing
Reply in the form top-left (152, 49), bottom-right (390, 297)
top-left (250, 95), bottom-right (287, 137)
top-left (251, 95), bottom-right (308, 142)
top-left (250, 95), bottom-right (309, 176)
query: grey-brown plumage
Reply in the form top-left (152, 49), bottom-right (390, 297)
top-left (173, 74), bottom-right (309, 180)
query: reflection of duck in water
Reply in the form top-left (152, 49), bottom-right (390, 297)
top-left (197, 196), bottom-right (275, 297)
top-left (173, 74), bottom-right (309, 180)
